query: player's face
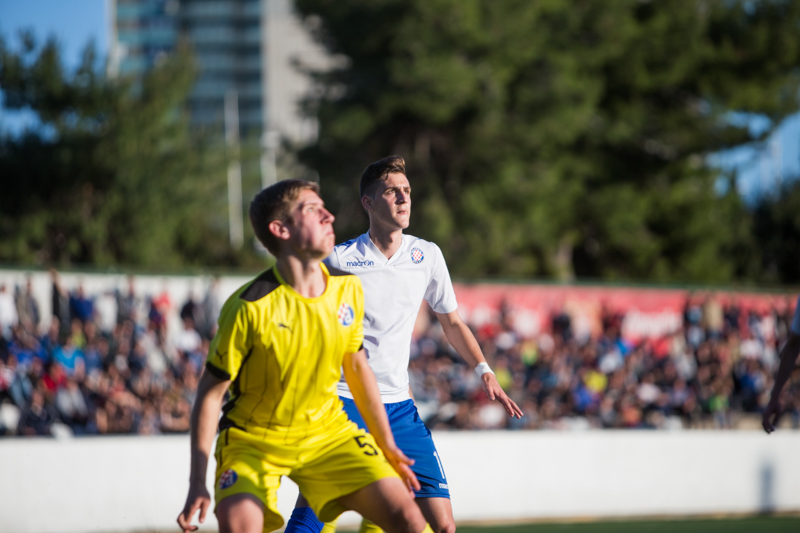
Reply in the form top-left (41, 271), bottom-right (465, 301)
top-left (369, 172), bottom-right (411, 230)
top-left (286, 189), bottom-right (336, 259)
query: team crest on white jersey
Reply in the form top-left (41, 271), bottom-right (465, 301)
top-left (338, 303), bottom-right (355, 326)
top-left (219, 469), bottom-right (238, 489)
top-left (410, 247), bottom-right (424, 264)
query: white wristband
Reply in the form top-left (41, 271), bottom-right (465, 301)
top-left (474, 362), bottom-right (494, 377)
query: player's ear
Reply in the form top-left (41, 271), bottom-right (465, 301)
top-left (361, 195), bottom-right (372, 212)
top-left (268, 219), bottom-right (291, 242)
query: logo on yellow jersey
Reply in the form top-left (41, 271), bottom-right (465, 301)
top-left (337, 303), bottom-right (354, 326)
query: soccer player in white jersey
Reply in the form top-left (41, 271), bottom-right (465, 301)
top-left (284, 156), bottom-right (523, 533)
top-left (763, 295), bottom-right (800, 433)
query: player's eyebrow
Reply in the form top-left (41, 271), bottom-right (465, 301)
top-left (296, 198), bottom-right (325, 210)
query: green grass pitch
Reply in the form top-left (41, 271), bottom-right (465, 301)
top-left (456, 516), bottom-right (800, 533)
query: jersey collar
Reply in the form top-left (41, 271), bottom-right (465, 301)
top-left (361, 231), bottom-right (405, 266)
top-left (271, 263), bottom-right (331, 303)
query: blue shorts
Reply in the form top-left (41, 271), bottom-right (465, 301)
top-left (340, 397), bottom-right (450, 499)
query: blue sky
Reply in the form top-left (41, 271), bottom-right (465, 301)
top-left (712, 113), bottom-right (800, 203)
top-left (0, 0), bottom-right (797, 202)
top-left (0, 0), bottom-right (107, 132)
top-left (0, 0), bottom-right (107, 65)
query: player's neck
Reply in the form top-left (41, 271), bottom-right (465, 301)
top-left (368, 225), bottom-right (404, 260)
top-left (274, 255), bottom-right (327, 298)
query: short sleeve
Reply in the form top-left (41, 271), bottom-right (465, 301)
top-left (205, 299), bottom-right (253, 381)
top-left (424, 244), bottom-right (458, 314)
top-left (346, 279), bottom-right (365, 353)
top-left (791, 295), bottom-right (800, 336)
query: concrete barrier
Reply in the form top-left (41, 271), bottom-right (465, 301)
top-left (1, 430), bottom-right (799, 533)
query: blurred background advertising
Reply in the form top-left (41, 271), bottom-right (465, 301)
top-left (4, 1), bottom-right (800, 531)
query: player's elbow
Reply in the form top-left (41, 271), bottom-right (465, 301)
top-left (435, 521), bottom-right (456, 533)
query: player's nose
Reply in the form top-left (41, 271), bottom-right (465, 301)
top-left (321, 207), bottom-right (334, 223)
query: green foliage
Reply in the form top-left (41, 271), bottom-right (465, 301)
top-left (0, 33), bottom-right (261, 270)
top-left (296, 0), bottom-right (800, 282)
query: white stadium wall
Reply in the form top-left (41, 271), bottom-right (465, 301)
top-left (1, 430), bottom-right (799, 533)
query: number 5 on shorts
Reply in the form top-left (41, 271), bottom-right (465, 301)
top-left (354, 435), bottom-right (378, 456)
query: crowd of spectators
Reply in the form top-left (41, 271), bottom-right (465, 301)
top-left (0, 271), bottom-right (798, 436)
top-left (410, 297), bottom-right (800, 430)
top-left (0, 272), bottom-right (220, 437)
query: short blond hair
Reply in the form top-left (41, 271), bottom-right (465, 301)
top-left (249, 179), bottom-right (321, 255)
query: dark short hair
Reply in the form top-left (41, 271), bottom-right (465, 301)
top-left (359, 155), bottom-right (406, 198)
top-left (249, 179), bottom-right (320, 256)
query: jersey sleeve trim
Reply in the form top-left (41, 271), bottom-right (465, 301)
top-left (205, 361), bottom-right (231, 381)
top-left (239, 268), bottom-right (280, 302)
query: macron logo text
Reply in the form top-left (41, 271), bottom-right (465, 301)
top-left (346, 259), bottom-right (374, 267)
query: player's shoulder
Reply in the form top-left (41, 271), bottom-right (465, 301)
top-left (236, 268), bottom-right (281, 303)
top-left (324, 264), bottom-right (363, 298)
top-left (404, 234), bottom-right (445, 262)
top-left (335, 237), bottom-right (359, 251)
top-left (333, 235), bottom-right (364, 257)
top-left (404, 234), bottom-right (441, 251)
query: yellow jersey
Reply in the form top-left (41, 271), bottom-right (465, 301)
top-left (205, 263), bottom-right (364, 442)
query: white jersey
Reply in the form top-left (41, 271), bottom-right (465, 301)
top-left (326, 232), bottom-right (458, 403)
top-left (792, 295), bottom-right (800, 336)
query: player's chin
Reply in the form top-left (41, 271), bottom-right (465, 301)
top-left (308, 245), bottom-right (333, 260)
top-left (394, 214), bottom-right (410, 228)
top-left (314, 236), bottom-right (335, 257)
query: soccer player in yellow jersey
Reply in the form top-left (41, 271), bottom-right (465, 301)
top-left (177, 179), bottom-right (434, 533)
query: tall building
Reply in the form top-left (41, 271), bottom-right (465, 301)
top-left (109, 0), bottom-right (327, 142)
top-left (109, 0), bottom-right (180, 78)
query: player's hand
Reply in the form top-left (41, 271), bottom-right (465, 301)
top-left (481, 373), bottom-right (523, 419)
top-left (383, 445), bottom-right (420, 493)
top-left (177, 481), bottom-right (211, 532)
top-left (762, 398), bottom-right (782, 434)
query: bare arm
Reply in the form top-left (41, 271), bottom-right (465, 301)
top-left (763, 333), bottom-right (800, 434)
top-left (435, 310), bottom-right (523, 418)
top-left (177, 370), bottom-right (230, 532)
top-left (343, 348), bottom-right (420, 492)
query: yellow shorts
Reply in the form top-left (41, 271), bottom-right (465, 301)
top-left (213, 419), bottom-right (399, 532)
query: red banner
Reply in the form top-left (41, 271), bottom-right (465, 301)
top-left (448, 283), bottom-right (796, 342)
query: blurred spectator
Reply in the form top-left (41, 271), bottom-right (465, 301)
top-left (0, 284), bottom-right (18, 339)
top-left (17, 389), bottom-right (56, 436)
top-left (15, 278), bottom-right (40, 332)
top-left (149, 285), bottom-right (172, 332)
top-left (202, 277), bottom-right (222, 339)
top-left (69, 284), bottom-right (94, 324)
top-left (55, 377), bottom-right (89, 433)
top-left (175, 317), bottom-right (202, 356)
top-left (50, 270), bottom-right (70, 335)
top-left (115, 276), bottom-right (138, 325)
top-left (180, 293), bottom-right (206, 338)
top-left (53, 336), bottom-right (85, 377)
